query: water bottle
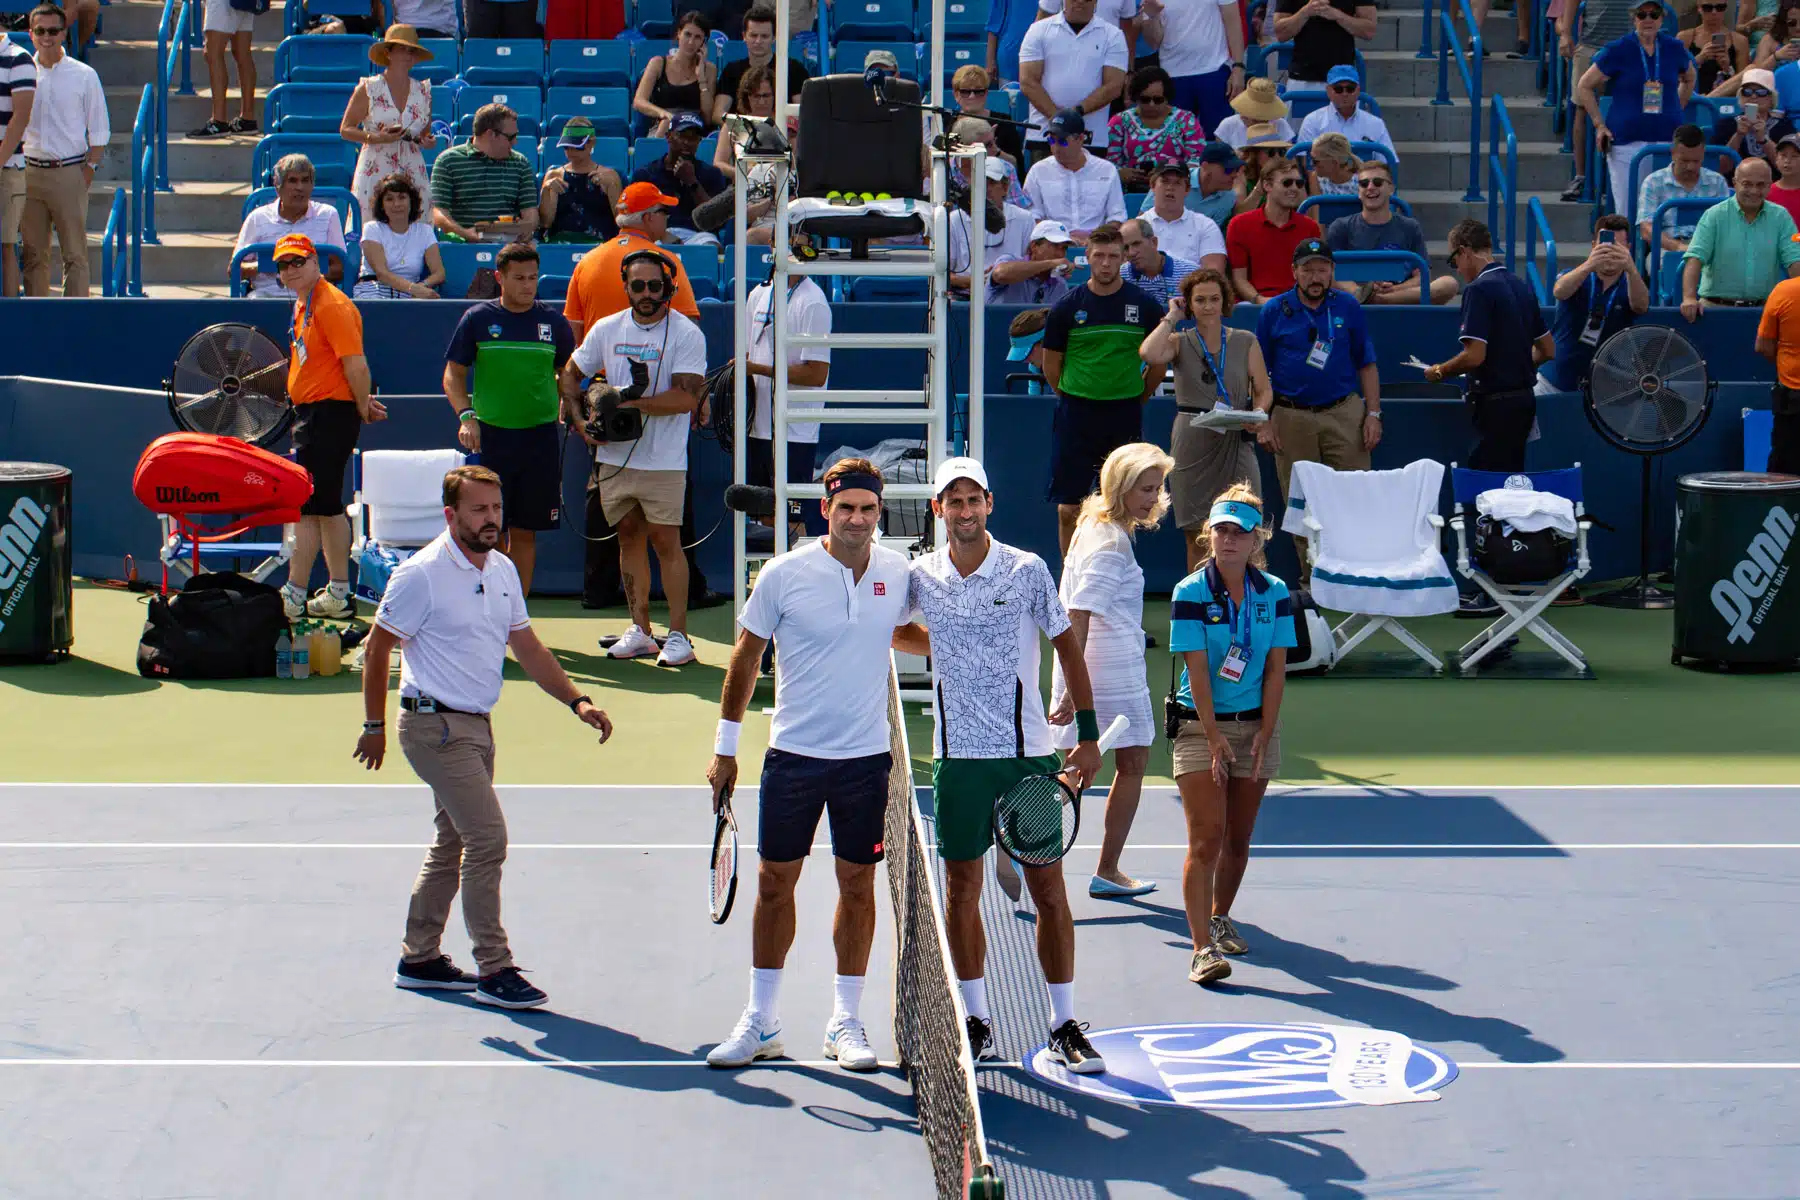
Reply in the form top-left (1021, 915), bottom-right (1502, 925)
top-left (292, 622), bottom-right (311, 680)
top-left (276, 628), bottom-right (292, 680)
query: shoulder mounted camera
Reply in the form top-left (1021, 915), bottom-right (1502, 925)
top-left (585, 358), bottom-right (651, 443)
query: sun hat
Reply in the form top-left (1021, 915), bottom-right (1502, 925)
top-left (1229, 77), bottom-right (1288, 122)
top-left (370, 24), bottom-right (434, 67)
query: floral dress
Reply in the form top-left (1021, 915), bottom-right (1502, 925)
top-left (1107, 107), bottom-right (1207, 169)
top-left (352, 73), bottom-right (431, 224)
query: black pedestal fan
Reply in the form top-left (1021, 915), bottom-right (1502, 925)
top-left (1582, 324), bottom-right (1715, 609)
top-left (162, 322), bottom-right (294, 447)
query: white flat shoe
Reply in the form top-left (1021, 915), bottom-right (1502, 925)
top-left (1089, 874), bottom-right (1157, 898)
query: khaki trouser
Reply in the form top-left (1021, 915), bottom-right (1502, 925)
top-left (21, 163), bottom-right (90, 297)
top-left (398, 710), bottom-right (513, 976)
top-left (1272, 395), bottom-right (1371, 585)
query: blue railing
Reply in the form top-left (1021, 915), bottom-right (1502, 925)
top-left (1488, 94), bottom-right (1518, 271)
top-left (1435, 0), bottom-right (1483, 200)
top-left (100, 188), bottom-right (128, 296)
top-left (126, 0), bottom-right (197, 295)
top-left (1523, 197), bottom-right (1558, 303)
top-left (1418, 0), bottom-right (1435, 57)
top-left (129, 84), bottom-right (151, 294)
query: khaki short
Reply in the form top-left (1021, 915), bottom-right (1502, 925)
top-left (1572, 44), bottom-right (1596, 93)
top-left (597, 466), bottom-right (685, 527)
top-left (1171, 717), bottom-right (1281, 781)
top-left (0, 167), bottom-right (24, 246)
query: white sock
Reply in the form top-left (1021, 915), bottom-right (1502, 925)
top-left (959, 977), bottom-right (990, 1023)
top-left (833, 974), bottom-right (865, 1022)
top-left (327, 579), bottom-right (349, 601)
top-left (1048, 982), bottom-right (1076, 1028)
top-left (749, 967), bottom-right (782, 1026)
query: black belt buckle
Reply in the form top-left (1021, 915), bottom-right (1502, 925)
top-left (405, 695), bottom-right (443, 714)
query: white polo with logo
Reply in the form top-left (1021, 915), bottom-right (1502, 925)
top-left (374, 531), bottom-right (530, 714)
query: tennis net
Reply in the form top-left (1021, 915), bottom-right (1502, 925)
top-left (886, 664), bottom-right (1004, 1200)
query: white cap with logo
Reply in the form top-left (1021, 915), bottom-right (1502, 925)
top-left (932, 455), bottom-right (990, 496)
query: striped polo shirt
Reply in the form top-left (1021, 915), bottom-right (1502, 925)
top-left (0, 39), bottom-right (35, 170)
top-left (428, 143), bottom-right (537, 228)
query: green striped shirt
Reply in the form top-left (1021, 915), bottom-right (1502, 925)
top-left (1041, 281), bottom-right (1163, 402)
top-left (429, 144), bottom-right (537, 227)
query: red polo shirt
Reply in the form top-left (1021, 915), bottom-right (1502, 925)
top-left (1226, 207), bottom-right (1323, 299)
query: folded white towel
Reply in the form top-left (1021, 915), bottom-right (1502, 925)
top-left (1476, 487), bottom-right (1577, 537)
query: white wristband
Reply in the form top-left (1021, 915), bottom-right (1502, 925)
top-left (715, 719), bottom-right (742, 757)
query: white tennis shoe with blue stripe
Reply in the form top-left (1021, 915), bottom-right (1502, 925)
top-left (707, 1008), bottom-right (784, 1068)
top-left (823, 1016), bottom-right (878, 1072)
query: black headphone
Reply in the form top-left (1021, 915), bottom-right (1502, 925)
top-left (619, 248), bottom-right (677, 294)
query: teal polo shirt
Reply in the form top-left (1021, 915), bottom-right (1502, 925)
top-left (1684, 196), bottom-right (1800, 302)
top-left (1169, 561), bottom-right (1298, 714)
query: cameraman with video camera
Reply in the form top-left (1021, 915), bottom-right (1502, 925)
top-left (560, 249), bottom-right (710, 667)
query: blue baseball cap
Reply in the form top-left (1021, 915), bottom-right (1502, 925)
top-left (669, 110), bottom-right (706, 135)
top-left (1325, 64), bottom-right (1360, 87)
top-left (1199, 142), bottom-right (1242, 171)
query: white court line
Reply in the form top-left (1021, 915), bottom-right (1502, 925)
top-left (1, 1058), bottom-right (1797, 1070)
top-left (3, 842), bottom-right (1799, 851)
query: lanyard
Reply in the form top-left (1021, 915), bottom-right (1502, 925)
top-left (1193, 330), bottom-right (1232, 405)
top-left (1299, 294), bottom-right (1333, 344)
top-left (1225, 587), bottom-right (1254, 649)
top-left (1587, 274), bottom-right (1625, 328)
top-left (1638, 36), bottom-right (1659, 83)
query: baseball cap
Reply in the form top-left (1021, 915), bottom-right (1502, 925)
top-left (1292, 237), bottom-right (1333, 266)
top-left (668, 110), bottom-right (706, 135)
top-left (1780, 133), bottom-right (1800, 153)
top-left (1029, 218), bottom-right (1072, 245)
top-left (1325, 64), bottom-right (1360, 87)
top-left (983, 156), bottom-right (1009, 182)
top-left (864, 48), bottom-right (900, 70)
top-left (1149, 159), bottom-right (1190, 181)
top-left (1742, 67), bottom-right (1777, 93)
top-left (1046, 108), bottom-right (1087, 140)
top-left (618, 181), bottom-right (680, 214)
top-left (1199, 142), bottom-right (1243, 171)
top-left (557, 117), bottom-right (596, 147)
top-left (932, 455), bottom-right (990, 496)
top-left (272, 232), bottom-right (315, 263)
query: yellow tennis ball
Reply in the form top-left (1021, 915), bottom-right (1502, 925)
top-left (860, 192), bottom-right (876, 203)
top-left (826, 190), bottom-right (842, 200)
top-left (875, 192), bottom-right (892, 200)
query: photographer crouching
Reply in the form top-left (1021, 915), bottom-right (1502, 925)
top-left (560, 249), bottom-right (711, 666)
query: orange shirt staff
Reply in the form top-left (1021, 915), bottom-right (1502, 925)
top-left (563, 182), bottom-right (702, 338)
top-left (1756, 275), bottom-right (1800, 475)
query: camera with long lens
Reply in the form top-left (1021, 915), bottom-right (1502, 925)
top-left (585, 359), bottom-right (651, 443)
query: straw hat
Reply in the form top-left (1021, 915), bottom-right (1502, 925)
top-left (1230, 77), bottom-right (1288, 122)
top-left (371, 25), bottom-right (434, 67)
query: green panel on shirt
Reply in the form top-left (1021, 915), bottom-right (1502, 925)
top-left (473, 341), bottom-right (560, 428)
top-left (1058, 324), bottom-right (1153, 401)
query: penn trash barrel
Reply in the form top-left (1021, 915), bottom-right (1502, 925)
top-left (0, 462), bottom-right (74, 663)
top-left (1672, 471), bottom-right (1800, 669)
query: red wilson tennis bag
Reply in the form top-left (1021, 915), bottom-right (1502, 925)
top-left (132, 433), bottom-right (312, 521)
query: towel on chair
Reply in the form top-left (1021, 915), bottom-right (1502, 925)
top-left (363, 449), bottom-right (467, 547)
top-left (1287, 459), bottom-right (1460, 617)
top-left (1476, 487), bottom-right (1577, 537)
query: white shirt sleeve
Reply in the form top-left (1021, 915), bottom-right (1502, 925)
top-left (1103, 23), bottom-right (1130, 72)
top-left (374, 560), bottom-right (432, 640)
top-left (1297, 108), bottom-right (1324, 143)
top-left (1103, 167), bottom-right (1127, 226)
top-left (84, 69), bottom-right (109, 149)
top-left (1194, 213), bottom-right (1226, 259)
top-left (234, 210), bottom-right (260, 255)
top-left (794, 290), bottom-right (831, 365)
top-left (571, 320), bottom-right (608, 378)
top-left (1018, 19), bottom-right (1048, 64)
top-left (317, 204), bottom-right (347, 250)
top-left (1368, 115), bottom-right (1397, 159)
top-left (738, 559), bottom-right (784, 639)
top-left (1025, 555), bottom-right (1073, 639)
top-left (670, 314), bottom-right (710, 377)
top-left (1024, 162), bottom-right (1047, 213)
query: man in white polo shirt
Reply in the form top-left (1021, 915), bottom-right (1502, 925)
top-left (1024, 109), bottom-right (1127, 245)
top-left (354, 465), bottom-right (615, 1012)
top-left (705, 459), bottom-right (913, 1073)
top-left (1018, 0), bottom-right (1129, 150)
top-left (1142, 161), bottom-right (1227, 269)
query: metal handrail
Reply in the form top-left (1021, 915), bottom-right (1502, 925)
top-left (1435, 0), bottom-right (1483, 201)
top-left (1488, 94), bottom-right (1518, 271)
top-left (1523, 196), bottom-right (1558, 303)
top-left (101, 188), bottom-right (128, 296)
top-left (1419, 0), bottom-right (1435, 58)
top-left (130, 84), bottom-right (151, 293)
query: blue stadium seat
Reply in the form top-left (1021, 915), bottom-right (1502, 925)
top-left (940, 0), bottom-right (986, 38)
top-left (438, 242), bottom-right (501, 296)
top-left (456, 86), bottom-right (544, 136)
top-left (545, 87), bottom-right (632, 138)
top-left (414, 39), bottom-right (460, 84)
top-left (937, 38), bottom-right (983, 83)
top-left (635, 0), bottom-right (675, 38)
top-left (672, 241), bottom-right (720, 299)
top-left (718, 39), bottom-right (750, 71)
top-left (275, 35), bottom-right (376, 84)
top-left (834, 0), bottom-right (915, 40)
top-left (1124, 192), bottom-right (1147, 218)
top-left (461, 39), bottom-right (546, 86)
top-left (252, 133), bottom-right (359, 188)
top-left (591, 135), bottom-right (630, 178)
top-left (536, 242), bottom-right (595, 298)
top-left (848, 276), bottom-right (929, 300)
top-left (548, 39), bottom-right (633, 88)
top-left (633, 136), bottom-right (669, 171)
top-left (228, 242), bottom-right (352, 297)
top-left (266, 83), bottom-right (355, 133)
top-left (834, 40), bottom-right (917, 79)
top-left (698, 132), bottom-right (718, 162)
top-left (431, 84), bottom-right (456, 126)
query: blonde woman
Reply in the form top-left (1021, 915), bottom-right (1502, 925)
top-left (1307, 133), bottom-right (1360, 196)
top-left (1167, 485), bottom-right (1295, 986)
top-left (1048, 442), bottom-right (1173, 899)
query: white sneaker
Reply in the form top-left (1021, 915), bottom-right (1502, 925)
top-left (707, 1008), bottom-right (784, 1068)
top-left (824, 1015), bottom-right (879, 1073)
top-left (657, 629), bottom-right (696, 666)
top-left (305, 588), bottom-right (355, 619)
top-left (282, 587), bottom-right (305, 621)
top-left (607, 625), bottom-right (660, 659)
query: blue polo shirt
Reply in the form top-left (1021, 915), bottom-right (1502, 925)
top-left (1169, 561), bottom-right (1298, 714)
top-left (986, 0), bottom-right (1039, 83)
top-left (1540, 271), bottom-right (1637, 392)
top-left (1592, 32), bottom-right (1691, 147)
top-left (630, 156), bottom-right (730, 231)
top-left (1255, 288), bottom-right (1377, 407)
top-left (1459, 261), bottom-right (1548, 395)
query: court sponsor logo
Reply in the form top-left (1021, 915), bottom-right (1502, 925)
top-left (154, 486), bottom-right (222, 505)
top-left (1711, 504), bottom-right (1794, 644)
top-left (0, 496), bottom-right (49, 630)
top-left (1022, 1022), bottom-right (1457, 1111)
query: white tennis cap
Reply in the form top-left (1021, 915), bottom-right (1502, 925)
top-left (1030, 219), bottom-right (1072, 245)
top-left (932, 455), bottom-right (990, 496)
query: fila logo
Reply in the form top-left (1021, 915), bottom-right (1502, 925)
top-left (873, 582), bottom-right (886, 595)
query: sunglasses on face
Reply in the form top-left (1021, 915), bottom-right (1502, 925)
top-left (30, 23), bottom-right (64, 34)
top-left (1700, 3), bottom-right (1727, 10)
top-left (1329, 83), bottom-right (1358, 94)
top-left (1745, 86), bottom-right (1772, 97)
top-left (1138, 91), bottom-right (1168, 103)
top-left (955, 86), bottom-right (985, 97)
top-left (1357, 177), bottom-right (1389, 189)
top-left (628, 279), bottom-right (668, 294)
top-left (1633, 9), bottom-right (1660, 19)
top-left (1274, 178), bottom-right (1305, 189)
top-left (275, 257), bottom-right (309, 271)
top-left (495, 129), bottom-right (519, 141)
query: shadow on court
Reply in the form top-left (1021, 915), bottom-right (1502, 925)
top-left (1251, 790), bottom-right (1566, 857)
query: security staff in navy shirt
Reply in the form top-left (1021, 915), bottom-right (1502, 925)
top-left (1424, 220), bottom-right (1555, 472)
top-left (1537, 213), bottom-right (1649, 395)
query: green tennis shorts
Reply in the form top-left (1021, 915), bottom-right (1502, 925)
top-left (931, 754), bottom-right (1062, 861)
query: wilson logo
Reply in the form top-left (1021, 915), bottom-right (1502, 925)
top-left (0, 496), bottom-right (49, 629)
top-left (1711, 505), bottom-right (1795, 644)
top-left (155, 485), bottom-right (222, 505)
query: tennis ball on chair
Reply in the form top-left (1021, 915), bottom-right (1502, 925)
top-left (826, 190), bottom-right (842, 201)
top-left (875, 192), bottom-right (892, 201)
top-left (860, 192), bottom-right (877, 203)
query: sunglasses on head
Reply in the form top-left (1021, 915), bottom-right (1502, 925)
top-left (1329, 82), bottom-right (1358, 93)
top-left (628, 278), bottom-right (668, 294)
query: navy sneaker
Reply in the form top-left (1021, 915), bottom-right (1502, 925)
top-left (1048, 1019), bottom-right (1106, 1075)
top-left (475, 967), bottom-right (549, 1010)
top-left (967, 1015), bottom-right (1000, 1062)
top-left (394, 954), bottom-right (477, 992)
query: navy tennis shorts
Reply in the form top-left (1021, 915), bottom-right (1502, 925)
top-left (758, 748), bottom-right (893, 864)
top-left (1047, 393), bottom-right (1143, 505)
top-left (291, 399), bottom-right (361, 517)
top-left (476, 420), bottom-right (563, 532)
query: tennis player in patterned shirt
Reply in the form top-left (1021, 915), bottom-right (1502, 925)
top-left (892, 456), bottom-right (1109, 1074)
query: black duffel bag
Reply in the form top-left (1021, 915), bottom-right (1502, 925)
top-left (137, 572), bottom-right (288, 679)
top-left (1473, 514), bottom-right (1572, 584)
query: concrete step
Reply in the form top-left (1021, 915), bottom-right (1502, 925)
top-left (105, 84), bottom-right (275, 131)
top-left (144, 282), bottom-right (235, 297)
top-left (95, 130), bottom-right (260, 183)
top-left (96, 0), bottom-right (290, 43)
top-left (87, 179), bottom-right (257, 233)
top-left (1393, 139), bottom-right (1570, 191)
top-left (87, 39), bottom-right (278, 88)
top-left (1397, 188), bottom-right (1600, 244)
top-left (1375, 94), bottom-right (1557, 143)
top-left (83, 229), bottom-right (236, 286)
top-left (1369, 9), bottom-right (1524, 53)
top-left (1359, 48), bottom-right (1544, 98)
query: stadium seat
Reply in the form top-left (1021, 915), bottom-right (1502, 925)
top-left (275, 35), bottom-right (376, 84)
top-left (548, 40), bottom-right (634, 88)
top-left (635, 0), bottom-right (675, 38)
top-left (265, 83), bottom-right (355, 133)
top-left (940, 0), bottom-right (986, 38)
top-left (228, 241), bottom-right (352, 297)
top-left (937, 38), bottom-right (984, 84)
top-left (456, 86), bottom-right (544, 136)
top-left (461, 39), bottom-right (546, 86)
top-left (536, 242), bottom-right (594, 300)
top-left (633, 136), bottom-right (669, 171)
top-left (545, 86), bottom-right (632, 138)
top-left (431, 84), bottom-right (456, 126)
top-left (718, 39), bottom-right (750, 71)
top-left (834, 40), bottom-right (917, 79)
top-left (672, 241), bottom-right (720, 299)
top-left (438, 241), bottom-right (501, 296)
top-left (848, 275), bottom-right (929, 300)
top-left (698, 132), bottom-right (719, 162)
top-left (239, 185), bottom-right (363, 249)
top-left (252, 133), bottom-right (359, 188)
top-left (1124, 192), bottom-right (1147, 218)
top-left (833, 0), bottom-right (915, 41)
top-left (591, 134), bottom-right (631, 178)
top-left (414, 39), bottom-right (460, 84)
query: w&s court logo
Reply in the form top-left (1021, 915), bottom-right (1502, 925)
top-left (1023, 1022), bottom-right (1458, 1111)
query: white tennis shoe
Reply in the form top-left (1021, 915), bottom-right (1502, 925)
top-left (707, 1008), bottom-right (784, 1068)
top-left (607, 625), bottom-right (660, 659)
top-left (823, 1016), bottom-right (879, 1072)
top-left (657, 630), bottom-right (696, 666)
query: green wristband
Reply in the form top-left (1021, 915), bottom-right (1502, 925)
top-left (458, 409), bottom-right (478, 423)
top-left (1075, 709), bottom-right (1100, 742)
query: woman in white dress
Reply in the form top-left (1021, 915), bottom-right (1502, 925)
top-left (341, 26), bottom-right (435, 224)
top-left (1049, 441), bottom-right (1175, 899)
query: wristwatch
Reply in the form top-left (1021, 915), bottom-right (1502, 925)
top-left (568, 694), bottom-right (592, 715)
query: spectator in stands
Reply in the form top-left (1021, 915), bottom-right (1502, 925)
top-left (1256, 238), bottom-right (1380, 569)
top-left (1234, 122), bottom-right (1293, 212)
top-left (1212, 77), bottom-right (1293, 149)
top-left (1135, 0), bottom-right (1247, 138)
top-left (1771, 133), bottom-right (1800, 223)
top-left (1271, 0), bottom-right (1377, 85)
top-left (355, 172), bottom-right (444, 298)
top-left (1714, 69), bottom-right (1793, 172)
top-left (988, 217), bottom-right (1080, 304)
top-left (1326, 159), bottom-right (1456, 304)
top-left (276, 231), bottom-right (386, 622)
top-left (1295, 65), bottom-right (1397, 162)
top-left (1008, 307), bottom-right (1053, 391)
top-left (744, 229), bottom-right (832, 537)
top-left (429, 103), bottom-right (537, 245)
top-left (1305, 131), bottom-right (1359, 196)
top-left (1538, 213), bottom-right (1649, 395)
top-left (464, 0), bottom-right (539, 39)
top-left (1108, 67), bottom-right (1206, 192)
top-left (443, 242), bottom-right (576, 596)
top-left (1683, 0), bottom-right (1750, 96)
top-left (1226, 155), bottom-right (1321, 303)
top-left (1120, 216), bottom-right (1200, 303)
top-left (392, 0), bottom-right (455, 37)
top-left (715, 4), bottom-right (811, 123)
top-left (1750, 0), bottom-right (1800, 67)
top-left (1681, 155), bottom-right (1800, 318)
top-left (236, 154), bottom-right (348, 297)
top-left (951, 157), bottom-right (1037, 296)
top-left (1192, 141), bottom-right (1244, 228)
top-left (1755, 269), bottom-right (1800, 473)
top-left (1041, 222), bottom-right (1167, 554)
top-left (1039, 0), bottom-right (1144, 67)
top-left (634, 11), bottom-right (718, 138)
top-left (1140, 265), bottom-right (1271, 571)
top-left (988, 0), bottom-right (1042, 85)
top-left (632, 110), bottom-right (727, 246)
top-left (1637, 124), bottom-right (1729, 264)
top-left (949, 117), bottom-right (1029, 209)
top-left (563, 183), bottom-right (702, 339)
top-left (709, 68), bottom-right (792, 245)
top-left (1557, 0), bottom-right (1638, 200)
top-left (1025, 109), bottom-right (1128, 245)
top-left (0, 30), bottom-right (34, 300)
top-left (190, 0), bottom-right (258, 138)
top-left (341, 26), bottom-right (434, 224)
top-left (1019, 0), bottom-right (1130, 152)
top-left (1142, 161), bottom-right (1227, 269)
top-left (19, 1), bottom-right (105, 299)
top-left (953, 66), bottom-right (1025, 165)
top-left (541, 118), bottom-right (621, 245)
top-left (561, 250), bottom-right (711, 668)
top-left (1577, 1), bottom-right (1697, 218)
top-left (302, 0), bottom-right (383, 36)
